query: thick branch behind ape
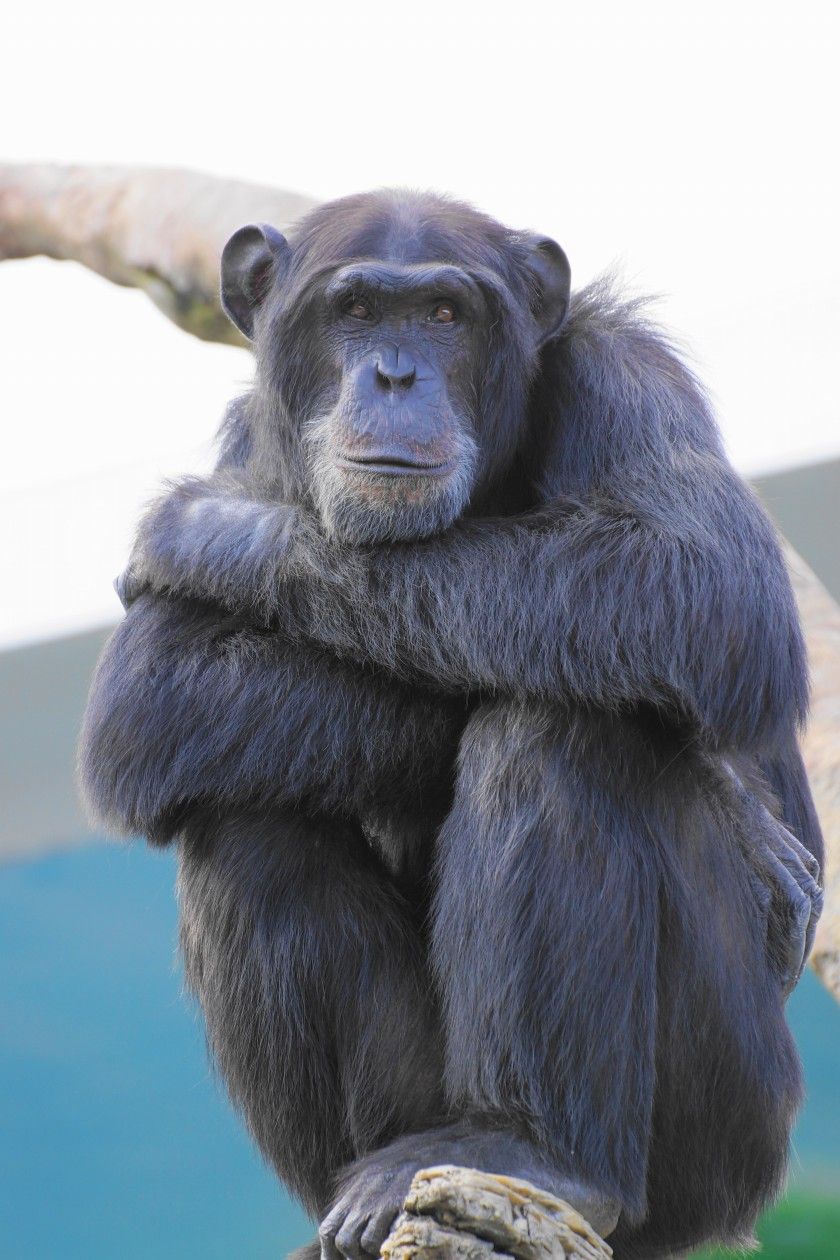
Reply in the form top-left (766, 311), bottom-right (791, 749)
top-left (784, 542), bottom-right (840, 997)
top-left (0, 162), bottom-right (316, 343)
top-left (2, 160), bottom-right (838, 1000)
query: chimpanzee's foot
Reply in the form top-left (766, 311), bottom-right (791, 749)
top-left (318, 1122), bottom-right (621, 1260)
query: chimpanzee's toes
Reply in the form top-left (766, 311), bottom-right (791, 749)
top-left (360, 1208), bottom-right (400, 1256)
top-left (334, 1210), bottom-right (370, 1259)
top-left (318, 1215), bottom-right (342, 1260)
top-left (320, 1173), bottom-right (409, 1260)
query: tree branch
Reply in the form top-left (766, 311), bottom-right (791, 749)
top-left (0, 162), bottom-right (316, 343)
top-left (784, 542), bottom-right (840, 997)
top-left (382, 1166), bottom-right (612, 1259)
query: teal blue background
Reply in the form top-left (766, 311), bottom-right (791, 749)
top-left (1, 840), bottom-right (838, 1258)
top-left (0, 843), bottom-right (311, 1258)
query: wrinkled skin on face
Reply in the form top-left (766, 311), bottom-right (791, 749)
top-left (301, 265), bottom-right (482, 543)
top-left (220, 193), bottom-right (571, 543)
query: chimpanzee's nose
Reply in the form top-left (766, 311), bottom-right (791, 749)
top-left (375, 346), bottom-right (417, 391)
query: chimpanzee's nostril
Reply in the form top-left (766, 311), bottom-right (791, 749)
top-left (375, 349), bottom-right (417, 391)
top-left (376, 366), bottom-right (416, 391)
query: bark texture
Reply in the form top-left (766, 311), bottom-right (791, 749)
top-left (0, 162), bottom-right (316, 343)
top-left (784, 542), bottom-right (840, 997)
top-left (2, 159), bottom-right (838, 1000)
top-left (381, 1167), bottom-right (612, 1260)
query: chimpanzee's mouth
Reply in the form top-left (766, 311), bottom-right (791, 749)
top-left (337, 452), bottom-right (455, 478)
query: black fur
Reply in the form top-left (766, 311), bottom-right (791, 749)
top-left (79, 190), bottom-right (823, 1258)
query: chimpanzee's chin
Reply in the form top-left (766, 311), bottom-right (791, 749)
top-left (303, 409), bottom-right (478, 545)
top-left (315, 470), bottom-right (471, 545)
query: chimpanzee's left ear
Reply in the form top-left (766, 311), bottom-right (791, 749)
top-left (220, 223), bottom-right (292, 340)
top-left (522, 234), bottom-right (571, 344)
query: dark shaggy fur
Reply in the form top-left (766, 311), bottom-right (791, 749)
top-left (79, 190), bottom-right (823, 1259)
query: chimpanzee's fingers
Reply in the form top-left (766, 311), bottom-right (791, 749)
top-left (766, 819), bottom-right (821, 885)
top-left (778, 839), bottom-right (823, 977)
top-left (762, 823), bottom-right (823, 928)
top-left (749, 823), bottom-right (822, 992)
top-left (719, 763), bottom-right (822, 989)
top-left (801, 882), bottom-right (824, 980)
top-left (334, 1211), bottom-right (370, 1260)
top-left (744, 797), bottom-right (822, 905)
top-left (720, 762), bottom-right (820, 888)
top-left (360, 1209), bottom-right (399, 1258)
top-left (319, 1208), bottom-right (345, 1260)
top-left (761, 847), bottom-right (813, 995)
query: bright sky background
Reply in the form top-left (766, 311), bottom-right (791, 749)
top-left (1, 1), bottom-right (838, 648)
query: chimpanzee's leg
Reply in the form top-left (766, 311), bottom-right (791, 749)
top-left (432, 700), bottom-right (660, 1223)
top-left (176, 805), bottom-right (445, 1221)
top-left (436, 701), bottom-right (802, 1258)
top-left (325, 699), bottom-right (801, 1260)
top-left (612, 751), bottom-right (802, 1258)
top-left (434, 700), bottom-right (800, 1259)
top-left (320, 699), bottom-right (647, 1257)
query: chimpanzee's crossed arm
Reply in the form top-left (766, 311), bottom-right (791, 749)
top-left (116, 468), bottom-right (822, 984)
top-left (81, 589), bottom-right (464, 844)
top-left (123, 453), bottom-right (807, 756)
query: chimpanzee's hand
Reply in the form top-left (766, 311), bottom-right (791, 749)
top-left (752, 816), bottom-right (823, 997)
top-left (113, 475), bottom-right (302, 620)
top-left (721, 763), bottom-right (823, 996)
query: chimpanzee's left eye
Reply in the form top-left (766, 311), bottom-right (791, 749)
top-left (346, 299), bottom-right (373, 321)
top-left (429, 302), bottom-right (457, 324)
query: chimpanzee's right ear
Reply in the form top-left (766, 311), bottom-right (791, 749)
top-left (221, 223), bottom-right (292, 340)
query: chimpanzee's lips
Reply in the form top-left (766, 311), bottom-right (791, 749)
top-left (336, 452), bottom-right (455, 477)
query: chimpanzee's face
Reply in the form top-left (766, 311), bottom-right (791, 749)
top-left (298, 259), bottom-right (488, 543)
top-left (221, 192), bottom-right (571, 544)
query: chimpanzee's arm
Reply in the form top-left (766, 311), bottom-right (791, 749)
top-left (125, 456), bottom-right (806, 756)
top-left (79, 591), bottom-right (463, 844)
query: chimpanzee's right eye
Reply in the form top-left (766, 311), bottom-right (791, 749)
top-left (344, 298), bottom-right (373, 321)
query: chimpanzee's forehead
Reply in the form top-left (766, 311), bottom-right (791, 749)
top-left (292, 190), bottom-right (520, 278)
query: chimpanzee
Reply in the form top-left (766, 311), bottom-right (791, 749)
top-left (80, 190), bottom-right (823, 1259)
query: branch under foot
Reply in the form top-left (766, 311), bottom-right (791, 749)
top-left (381, 1165), bottom-right (613, 1259)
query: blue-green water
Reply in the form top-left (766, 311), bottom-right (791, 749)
top-left (0, 842), bottom-right (838, 1258)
